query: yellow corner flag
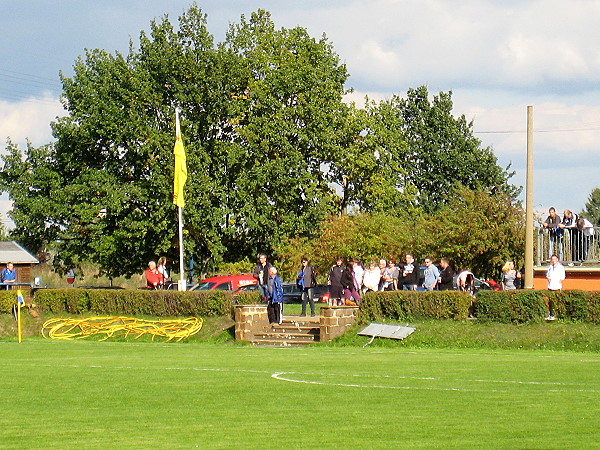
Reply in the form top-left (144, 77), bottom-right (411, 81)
top-left (173, 112), bottom-right (187, 208)
top-left (17, 290), bottom-right (24, 343)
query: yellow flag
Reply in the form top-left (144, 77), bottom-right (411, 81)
top-left (173, 128), bottom-right (187, 208)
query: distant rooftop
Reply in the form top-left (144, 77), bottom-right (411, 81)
top-left (0, 241), bottom-right (39, 264)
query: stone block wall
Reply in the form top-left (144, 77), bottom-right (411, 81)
top-left (234, 305), bottom-right (268, 342)
top-left (319, 306), bottom-right (359, 341)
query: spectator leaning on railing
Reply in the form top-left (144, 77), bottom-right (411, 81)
top-left (543, 207), bottom-right (563, 260)
top-left (1, 262), bottom-right (16, 290)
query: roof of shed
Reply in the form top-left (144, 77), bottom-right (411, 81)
top-left (0, 241), bottom-right (39, 264)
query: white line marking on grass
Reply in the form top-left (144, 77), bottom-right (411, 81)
top-left (5, 362), bottom-right (599, 393)
top-left (270, 371), bottom-right (600, 392)
top-left (271, 372), bottom-right (506, 392)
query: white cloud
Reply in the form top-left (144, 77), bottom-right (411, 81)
top-left (0, 95), bottom-right (64, 229)
top-left (0, 96), bottom-right (64, 147)
top-left (1, 0), bottom-right (599, 217)
top-left (280, 0), bottom-right (600, 92)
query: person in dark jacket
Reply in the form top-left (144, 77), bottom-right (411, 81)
top-left (267, 267), bottom-right (284, 324)
top-left (401, 253), bottom-right (419, 291)
top-left (328, 257), bottom-right (345, 306)
top-left (297, 257), bottom-right (317, 317)
top-left (252, 254), bottom-right (273, 301)
top-left (341, 261), bottom-right (361, 306)
top-left (437, 258), bottom-right (455, 291)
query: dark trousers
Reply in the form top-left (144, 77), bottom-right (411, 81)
top-left (301, 287), bottom-right (315, 315)
top-left (267, 301), bottom-right (282, 324)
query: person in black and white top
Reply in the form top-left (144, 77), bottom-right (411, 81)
top-left (401, 254), bottom-right (419, 291)
top-left (559, 209), bottom-right (579, 264)
top-left (253, 254), bottom-right (273, 301)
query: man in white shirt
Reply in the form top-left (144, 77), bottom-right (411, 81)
top-left (545, 254), bottom-right (565, 321)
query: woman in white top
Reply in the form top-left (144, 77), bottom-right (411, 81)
top-left (362, 261), bottom-right (381, 293)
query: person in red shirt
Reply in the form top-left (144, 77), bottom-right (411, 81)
top-left (145, 261), bottom-right (163, 289)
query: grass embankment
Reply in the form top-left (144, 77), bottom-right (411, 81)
top-left (3, 303), bottom-right (600, 352)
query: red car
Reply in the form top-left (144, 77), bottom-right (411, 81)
top-left (194, 274), bottom-right (257, 291)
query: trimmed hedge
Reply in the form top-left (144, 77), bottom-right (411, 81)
top-left (233, 291), bottom-right (264, 306)
top-left (475, 290), bottom-right (600, 324)
top-left (31, 289), bottom-right (239, 317)
top-left (0, 290), bottom-right (19, 313)
top-left (359, 290), bottom-right (600, 324)
top-left (359, 290), bottom-right (473, 321)
top-left (4, 287), bottom-right (600, 325)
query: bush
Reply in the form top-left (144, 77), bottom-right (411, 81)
top-left (359, 290), bottom-right (600, 324)
top-left (359, 290), bottom-right (472, 322)
top-left (0, 290), bottom-right (18, 313)
top-left (233, 291), bottom-right (263, 305)
top-left (546, 290), bottom-right (600, 323)
top-left (32, 289), bottom-right (235, 317)
top-left (475, 290), bottom-right (547, 323)
top-left (475, 290), bottom-right (600, 324)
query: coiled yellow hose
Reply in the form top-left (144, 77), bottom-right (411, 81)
top-left (41, 316), bottom-right (203, 342)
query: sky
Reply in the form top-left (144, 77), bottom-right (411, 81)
top-left (1, 0), bottom-right (600, 228)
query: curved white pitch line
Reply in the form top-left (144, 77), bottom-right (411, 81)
top-left (271, 372), bottom-right (506, 392)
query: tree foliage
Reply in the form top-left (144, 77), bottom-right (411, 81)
top-left (579, 187), bottom-right (600, 225)
top-left (0, 5), bottom-right (520, 279)
top-left (393, 86), bottom-right (519, 212)
top-left (276, 188), bottom-right (525, 281)
top-left (1, 6), bottom-right (348, 277)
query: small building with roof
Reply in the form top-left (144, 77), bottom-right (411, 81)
top-left (0, 241), bottom-right (39, 284)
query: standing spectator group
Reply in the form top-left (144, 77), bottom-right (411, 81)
top-left (543, 207), bottom-right (596, 264)
top-left (323, 254), bottom-right (464, 306)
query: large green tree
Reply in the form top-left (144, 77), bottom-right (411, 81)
top-left (393, 86), bottom-right (518, 212)
top-left (1, 7), bottom-right (520, 279)
top-left (0, 6), bottom-right (348, 277)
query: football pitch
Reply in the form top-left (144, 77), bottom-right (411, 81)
top-left (1, 340), bottom-right (599, 449)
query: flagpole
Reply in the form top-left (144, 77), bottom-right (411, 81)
top-left (175, 108), bottom-right (186, 291)
top-left (16, 290), bottom-right (24, 343)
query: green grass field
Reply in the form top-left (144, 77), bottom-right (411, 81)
top-left (2, 338), bottom-right (600, 449)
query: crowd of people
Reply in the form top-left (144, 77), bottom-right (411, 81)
top-left (251, 253), bottom-right (527, 324)
top-left (322, 254), bottom-right (457, 307)
top-left (142, 243), bottom-right (576, 325)
top-left (542, 207), bottom-right (596, 263)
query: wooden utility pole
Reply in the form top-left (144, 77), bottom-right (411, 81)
top-left (525, 106), bottom-right (534, 289)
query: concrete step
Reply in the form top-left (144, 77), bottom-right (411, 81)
top-left (254, 331), bottom-right (318, 342)
top-left (281, 315), bottom-right (320, 325)
top-left (269, 324), bottom-right (319, 333)
top-left (251, 315), bottom-right (321, 346)
top-left (249, 338), bottom-right (314, 347)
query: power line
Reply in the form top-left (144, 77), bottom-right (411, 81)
top-left (0, 68), bottom-right (62, 86)
top-left (476, 127), bottom-right (600, 134)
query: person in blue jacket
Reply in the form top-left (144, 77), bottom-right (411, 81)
top-left (1, 262), bottom-right (16, 289)
top-left (267, 266), bottom-right (284, 324)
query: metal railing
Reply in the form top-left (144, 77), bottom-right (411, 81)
top-left (536, 227), bottom-right (599, 266)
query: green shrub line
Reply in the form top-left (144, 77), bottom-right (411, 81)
top-left (0, 289), bottom-right (263, 318)
top-left (359, 289), bottom-right (600, 324)
top-left (359, 290), bottom-right (473, 321)
top-left (475, 290), bottom-right (600, 323)
top-left (2, 288), bottom-right (600, 325)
